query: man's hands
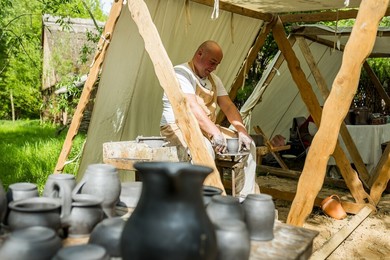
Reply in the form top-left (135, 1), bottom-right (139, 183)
top-left (238, 132), bottom-right (252, 151)
top-left (211, 132), bottom-right (227, 153)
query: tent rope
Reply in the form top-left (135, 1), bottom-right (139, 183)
top-left (211, 0), bottom-right (219, 20)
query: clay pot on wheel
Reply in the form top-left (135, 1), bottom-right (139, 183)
top-left (321, 194), bottom-right (347, 220)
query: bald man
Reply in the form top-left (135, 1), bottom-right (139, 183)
top-left (160, 40), bottom-right (260, 199)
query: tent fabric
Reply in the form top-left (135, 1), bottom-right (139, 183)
top-left (242, 36), bottom-right (344, 139)
top-left (242, 25), bottom-right (390, 141)
top-left (78, 0), bottom-right (262, 175)
top-left (222, 0), bottom-right (364, 13)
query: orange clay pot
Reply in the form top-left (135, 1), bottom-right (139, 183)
top-left (320, 194), bottom-right (347, 220)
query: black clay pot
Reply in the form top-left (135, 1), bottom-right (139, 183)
top-left (120, 162), bottom-right (217, 260)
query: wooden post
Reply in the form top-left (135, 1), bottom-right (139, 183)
top-left (287, 0), bottom-right (389, 226)
top-left (54, 0), bottom-right (124, 173)
top-left (272, 19), bottom-right (372, 216)
top-left (127, 0), bottom-right (225, 191)
top-left (369, 143), bottom-right (390, 204)
top-left (297, 36), bottom-right (370, 187)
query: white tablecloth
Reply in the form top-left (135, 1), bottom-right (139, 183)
top-left (328, 124), bottom-right (390, 172)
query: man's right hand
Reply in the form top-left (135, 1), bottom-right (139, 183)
top-left (211, 133), bottom-right (227, 153)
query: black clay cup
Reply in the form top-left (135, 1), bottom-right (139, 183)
top-left (0, 226), bottom-right (62, 260)
top-left (242, 194), bottom-right (275, 241)
top-left (206, 195), bottom-right (245, 223)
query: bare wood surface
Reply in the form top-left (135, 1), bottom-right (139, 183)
top-left (273, 19), bottom-right (371, 220)
top-left (257, 165), bottom-right (348, 190)
top-left (296, 36), bottom-right (370, 187)
top-left (363, 61), bottom-right (390, 107)
top-left (287, 0), bottom-right (388, 226)
top-left (216, 21), bottom-right (274, 124)
top-left (54, 0), bottom-right (124, 173)
top-left (311, 206), bottom-right (373, 260)
top-left (190, 0), bottom-right (273, 22)
top-left (281, 8), bottom-right (390, 23)
top-left (127, 0), bottom-right (225, 192)
top-left (254, 125), bottom-right (289, 169)
top-left (370, 142), bottom-right (390, 204)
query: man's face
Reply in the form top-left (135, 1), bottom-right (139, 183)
top-left (196, 49), bottom-right (222, 78)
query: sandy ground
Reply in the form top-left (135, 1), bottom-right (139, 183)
top-left (257, 175), bottom-right (390, 259)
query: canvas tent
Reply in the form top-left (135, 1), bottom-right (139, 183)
top-left (241, 25), bottom-right (390, 140)
top-left (55, 0), bottom-right (390, 226)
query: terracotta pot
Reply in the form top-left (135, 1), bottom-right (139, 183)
top-left (321, 194), bottom-right (347, 220)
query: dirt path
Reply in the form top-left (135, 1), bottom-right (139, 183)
top-left (257, 175), bottom-right (390, 259)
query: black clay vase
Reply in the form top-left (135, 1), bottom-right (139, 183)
top-left (120, 162), bottom-right (217, 260)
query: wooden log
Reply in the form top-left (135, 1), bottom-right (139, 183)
top-left (370, 142), bottom-right (390, 204)
top-left (54, 0), bottom-right (124, 173)
top-left (281, 8), bottom-right (390, 24)
top-left (127, 0), bottom-right (225, 192)
top-left (190, 0), bottom-right (273, 22)
top-left (296, 36), bottom-right (370, 187)
top-left (287, 0), bottom-right (389, 226)
top-left (272, 17), bottom-right (373, 226)
top-left (311, 206), bottom-right (373, 260)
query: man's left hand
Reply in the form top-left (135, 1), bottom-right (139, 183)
top-left (238, 132), bottom-right (252, 151)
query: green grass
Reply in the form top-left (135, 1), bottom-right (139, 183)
top-left (0, 120), bottom-right (86, 193)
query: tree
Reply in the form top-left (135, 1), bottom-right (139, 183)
top-left (0, 0), bottom-right (106, 120)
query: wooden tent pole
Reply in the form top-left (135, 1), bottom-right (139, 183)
top-left (216, 20), bottom-right (274, 125)
top-left (363, 61), bottom-right (390, 107)
top-left (127, 0), bottom-right (225, 192)
top-left (369, 143), bottom-right (390, 204)
top-left (296, 36), bottom-right (370, 186)
top-left (272, 20), bottom-right (371, 212)
top-left (54, 0), bottom-right (124, 173)
top-left (287, 0), bottom-right (388, 226)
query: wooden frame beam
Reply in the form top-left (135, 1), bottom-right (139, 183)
top-left (287, 0), bottom-right (388, 226)
top-left (190, 0), bottom-right (274, 21)
top-left (296, 36), bottom-right (370, 186)
top-left (54, 0), bottom-right (124, 173)
top-left (128, 0), bottom-right (225, 192)
top-left (281, 8), bottom-right (390, 24)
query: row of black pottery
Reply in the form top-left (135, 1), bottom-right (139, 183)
top-left (0, 161), bottom-right (276, 260)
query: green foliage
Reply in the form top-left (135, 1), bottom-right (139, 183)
top-left (0, 120), bottom-right (86, 192)
top-left (0, 0), bottom-right (107, 120)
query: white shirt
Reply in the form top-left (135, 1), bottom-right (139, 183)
top-left (160, 63), bottom-right (228, 126)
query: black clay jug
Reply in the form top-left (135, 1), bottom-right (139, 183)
top-left (120, 162), bottom-right (217, 260)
